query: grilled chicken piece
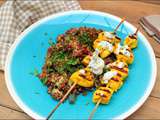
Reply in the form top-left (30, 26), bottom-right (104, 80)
top-left (114, 44), bottom-right (134, 64)
top-left (93, 38), bottom-right (115, 58)
top-left (98, 31), bottom-right (121, 43)
top-left (106, 78), bottom-right (123, 92)
top-left (93, 32), bottom-right (121, 59)
top-left (101, 70), bottom-right (123, 92)
top-left (69, 68), bottom-right (94, 87)
top-left (106, 60), bottom-right (129, 79)
top-left (93, 87), bottom-right (113, 104)
top-left (124, 35), bottom-right (138, 49)
top-left (82, 55), bottom-right (92, 66)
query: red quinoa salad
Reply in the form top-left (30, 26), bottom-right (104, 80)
top-left (37, 27), bottom-right (115, 103)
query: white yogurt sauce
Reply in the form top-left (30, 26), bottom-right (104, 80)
top-left (117, 62), bottom-right (125, 68)
top-left (121, 45), bottom-right (131, 57)
top-left (115, 44), bottom-right (131, 57)
top-left (79, 69), bottom-right (85, 75)
top-left (106, 61), bottom-right (126, 70)
top-left (103, 71), bottom-right (117, 84)
top-left (88, 49), bottom-right (105, 75)
top-left (98, 41), bottom-right (113, 52)
top-left (100, 93), bottom-right (104, 96)
top-left (104, 32), bottom-right (115, 39)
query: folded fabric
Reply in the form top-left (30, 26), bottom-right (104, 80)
top-left (0, 0), bottom-right (81, 70)
top-left (140, 15), bottom-right (160, 43)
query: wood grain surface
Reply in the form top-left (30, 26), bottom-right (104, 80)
top-left (0, 0), bottom-right (160, 119)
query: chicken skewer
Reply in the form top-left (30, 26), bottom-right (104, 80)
top-left (47, 68), bottom-right (94, 120)
top-left (83, 20), bottom-right (135, 120)
top-left (114, 43), bottom-right (134, 64)
top-left (88, 98), bottom-right (102, 120)
top-left (106, 60), bottom-right (129, 80)
top-left (98, 17), bottom-right (126, 41)
top-left (47, 18), bottom-right (135, 120)
top-left (93, 18), bottom-right (125, 58)
top-left (89, 87), bottom-right (113, 120)
top-left (82, 18), bottom-right (125, 66)
top-left (89, 60), bottom-right (129, 119)
top-left (89, 86), bottom-right (114, 120)
top-left (104, 60), bottom-right (129, 91)
top-left (113, 18), bottom-right (125, 33)
top-left (47, 50), bottom-right (105, 119)
top-left (124, 26), bottom-right (140, 49)
top-left (47, 81), bottom-right (77, 120)
top-left (113, 27), bottom-right (139, 64)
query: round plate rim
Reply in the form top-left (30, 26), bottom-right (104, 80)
top-left (4, 10), bottom-right (157, 119)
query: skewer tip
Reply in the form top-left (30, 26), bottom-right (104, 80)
top-left (134, 26), bottom-right (140, 36)
top-left (121, 17), bottom-right (126, 22)
top-left (46, 82), bottom-right (77, 120)
top-left (113, 17), bottom-right (126, 34)
top-left (88, 98), bottom-right (102, 120)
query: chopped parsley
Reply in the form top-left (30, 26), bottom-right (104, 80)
top-left (30, 68), bottom-right (39, 77)
top-left (78, 32), bottom-right (93, 50)
top-left (47, 48), bottom-right (83, 74)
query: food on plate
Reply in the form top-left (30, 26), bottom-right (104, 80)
top-left (69, 68), bottom-right (94, 87)
top-left (82, 55), bottom-right (92, 66)
top-left (124, 27), bottom-right (139, 49)
top-left (38, 27), bottom-right (103, 100)
top-left (101, 70), bottom-right (123, 91)
top-left (98, 31), bottom-right (121, 44)
top-left (106, 60), bottom-right (129, 79)
top-left (89, 27), bottom-right (137, 120)
top-left (124, 35), bottom-right (138, 49)
top-left (114, 44), bottom-right (134, 64)
top-left (93, 87), bottom-right (113, 104)
top-left (37, 20), bottom-right (138, 119)
top-left (93, 37), bottom-right (115, 58)
top-left (88, 49), bottom-right (105, 75)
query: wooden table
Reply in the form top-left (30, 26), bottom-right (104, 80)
top-left (0, 0), bottom-right (160, 119)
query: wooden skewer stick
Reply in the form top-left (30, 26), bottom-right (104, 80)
top-left (88, 98), bottom-right (102, 120)
top-left (113, 17), bottom-right (126, 34)
top-left (46, 82), bottom-right (77, 120)
top-left (134, 26), bottom-right (140, 36)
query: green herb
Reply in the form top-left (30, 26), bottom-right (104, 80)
top-left (66, 58), bottom-right (79, 65)
top-left (47, 67), bottom-right (54, 73)
top-left (50, 51), bottom-right (66, 63)
top-left (30, 68), bottom-right (39, 77)
top-left (45, 31), bottom-right (94, 76)
top-left (65, 65), bottom-right (74, 73)
top-left (48, 49), bottom-right (82, 74)
top-left (41, 77), bottom-right (48, 84)
top-left (78, 32), bottom-right (93, 49)
top-left (55, 67), bottom-right (65, 74)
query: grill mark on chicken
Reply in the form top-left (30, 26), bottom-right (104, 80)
top-left (110, 66), bottom-right (128, 73)
top-left (79, 73), bottom-right (93, 81)
top-left (115, 36), bottom-right (121, 41)
top-left (79, 74), bottom-right (86, 79)
top-left (117, 73), bottom-right (122, 77)
top-left (98, 88), bottom-right (111, 93)
top-left (111, 77), bottom-right (120, 82)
